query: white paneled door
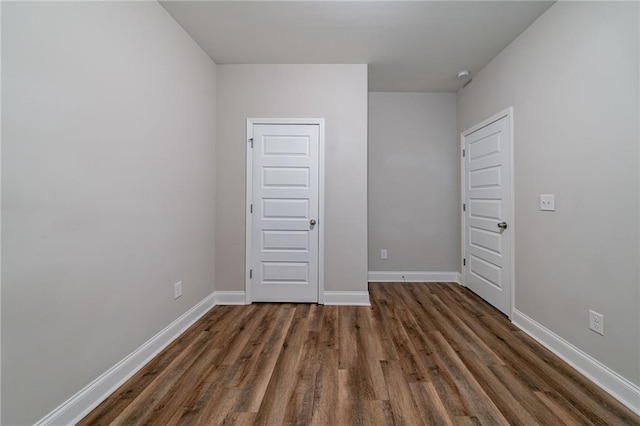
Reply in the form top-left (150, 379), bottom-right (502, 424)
top-left (250, 123), bottom-right (319, 302)
top-left (463, 113), bottom-right (512, 316)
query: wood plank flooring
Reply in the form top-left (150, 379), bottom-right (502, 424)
top-left (80, 283), bottom-right (640, 425)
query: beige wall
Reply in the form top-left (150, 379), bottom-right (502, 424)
top-left (216, 64), bottom-right (368, 294)
top-left (458, 2), bottom-right (639, 385)
top-left (1, 2), bottom-right (217, 424)
top-left (368, 93), bottom-right (458, 272)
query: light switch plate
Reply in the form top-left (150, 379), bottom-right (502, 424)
top-left (540, 194), bottom-right (555, 211)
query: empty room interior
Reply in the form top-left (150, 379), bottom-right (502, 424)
top-left (2, 0), bottom-right (640, 424)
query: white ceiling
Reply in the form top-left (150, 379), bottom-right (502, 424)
top-left (160, 1), bottom-right (554, 92)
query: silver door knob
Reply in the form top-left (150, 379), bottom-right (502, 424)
top-left (497, 222), bottom-right (508, 230)
top-left (310, 219), bottom-right (316, 226)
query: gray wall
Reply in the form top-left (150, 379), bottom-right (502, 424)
top-left (1, 2), bottom-right (217, 424)
top-left (458, 1), bottom-right (639, 386)
top-left (368, 93), bottom-right (458, 272)
top-left (216, 64), bottom-right (368, 294)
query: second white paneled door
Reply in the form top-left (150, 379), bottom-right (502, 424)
top-left (462, 112), bottom-right (513, 316)
top-left (249, 123), bottom-right (320, 302)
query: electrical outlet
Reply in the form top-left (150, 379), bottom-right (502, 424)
top-left (380, 249), bottom-right (388, 259)
top-left (589, 310), bottom-right (604, 335)
top-left (174, 281), bottom-right (183, 299)
top-left (540, 194), bottom-right (555, 211)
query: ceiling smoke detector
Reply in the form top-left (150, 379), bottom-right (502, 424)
top-left (456, 70), bottom-right (471, 80)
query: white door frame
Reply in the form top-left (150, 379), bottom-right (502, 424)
top-left (460, 107), bottom-right (515, 318)
top-left (245, 118), bottom-right (325, 304)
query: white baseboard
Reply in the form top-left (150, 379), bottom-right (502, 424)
top-left (35, 292), bottom-right (217, 426)
top-left (368, 271), bottom-right (461, 283)
top-left (512, 309), bottom-right (640, 416)
top-left (323, 291), bottom-right (371, 306)
top-left (214, 291), bottom-right (247, 305)
top-left (213, 290), bottom-right (369, 306)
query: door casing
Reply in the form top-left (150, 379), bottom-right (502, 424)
top-left (460, 107), bottom-right (515, 318)
top-left (245, 118), bottom-right (325, 304)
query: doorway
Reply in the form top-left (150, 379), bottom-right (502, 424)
top-left (461, 108), bottom-right (514, 316)
top-left (245, 119), bottom-right (325, 303)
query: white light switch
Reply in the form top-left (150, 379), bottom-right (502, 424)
top-left (540, 194), bottom-right (555, 211)
top-left (380, 249), bottom-right (388, 259)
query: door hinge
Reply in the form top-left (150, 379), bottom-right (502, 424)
top-left (250, 203), bottom-right (253, 213)
top-left (463, 203), bottom-right (466, 212)
top-left (462, 149), bottom-right (466, 157)
top-left (249, 269), bottom-right (253, 279)
top-left (463, 258), bottom-right (466, 266)
top-left (249, 138), bottom-right (254, 148)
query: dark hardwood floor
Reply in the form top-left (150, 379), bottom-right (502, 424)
top-left (80, 283), bottom-right (640, 425)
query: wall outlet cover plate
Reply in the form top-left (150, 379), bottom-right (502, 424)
top-left (540, 194), bottom-right (555, 211)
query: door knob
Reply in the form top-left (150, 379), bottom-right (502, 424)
top-left (310, 219), bottom-right (317, 226)
top-left (497, 222), bottom-right (508, 230)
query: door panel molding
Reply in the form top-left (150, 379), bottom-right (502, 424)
top-left (460, 107), bottom-right (515, 318)
top-left (245, 118), bottom-right (325, 304)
